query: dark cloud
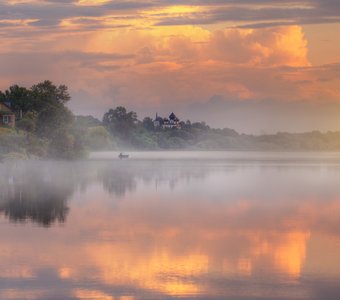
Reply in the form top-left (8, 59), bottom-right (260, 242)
top-left (0, 1), bottom-right (155, 31)
top-left (1, 0), bottom-right (339, 29)
top-left (236, 18), bottom-right (340, 29)
top-left (29, 18), bottom-right (62, 27)
top-left (156, 2), bottom-right (340, 27)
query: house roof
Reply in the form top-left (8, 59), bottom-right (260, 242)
top-left (169, 112), bottom-right (177, 120)
top-left (0, 101), bottom-right (13, 112)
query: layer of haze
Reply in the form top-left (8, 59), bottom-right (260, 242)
top-left (0, 0), bottom-right (340, 133)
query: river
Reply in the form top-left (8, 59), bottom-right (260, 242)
top-left (1, 152), bottom-right (340, 299)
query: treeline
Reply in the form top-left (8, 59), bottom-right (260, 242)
top-left (2, 81), bottom-right (340, 160)
top-left (83, 106), bottom-right (340, 151)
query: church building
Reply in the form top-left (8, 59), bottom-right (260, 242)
top-left (153, 112), bottom-right (181, 129)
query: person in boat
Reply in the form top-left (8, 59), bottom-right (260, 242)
top-left (119, 153), bottom-right (129, 159)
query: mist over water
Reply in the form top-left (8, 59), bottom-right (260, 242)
top-left (1, 152), bottom-right (340, 299)
top-left (90, 151), bottom-right (340, 163)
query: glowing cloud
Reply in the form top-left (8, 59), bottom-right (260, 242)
top-left (1, 0), bottom-right (340, 131)
top-left (77, 0), bottom-right (111, 5)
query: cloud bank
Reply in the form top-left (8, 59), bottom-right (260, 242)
top-left (0, 0), bottom-right (340, 132)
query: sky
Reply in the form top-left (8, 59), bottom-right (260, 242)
top-left (0, 0), bottom-right (340, 133)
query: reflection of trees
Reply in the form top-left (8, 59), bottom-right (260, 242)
top-left (0, 160), bottom-right (211, 225)
top-left (98, 161), bottom-right (209, 196)
top-left (0, 185), bottom-right (69, 226)
top-left (99, 167), bottom-right (136, 197)
top-left (0, 162), bottom-right (75, 227)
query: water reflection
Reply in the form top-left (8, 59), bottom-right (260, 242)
top-left (0, 155), bottom-right (340, 299)
top-left (99, 166), bottom-right (137, 196)
top-left (0, 162), bottom-right (73, 226)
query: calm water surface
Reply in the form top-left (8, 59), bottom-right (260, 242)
top-left (1, 152), bottom-right (340, 300)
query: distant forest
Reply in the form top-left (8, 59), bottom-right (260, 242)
top-left (1, 81), bottom-right (340, 160)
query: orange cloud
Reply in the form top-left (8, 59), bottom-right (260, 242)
top-left (207, 26), bottom-right (310, 67)
top-left (84, 25), bottom-right (311, 103)
top-left (76, 25), bottom-right (311, 106)
top-left (88, 25), bottom-right (309, 67)
top-left (2, 20), bottom-right (340, 131)
top-left (77, 0), bottom-right (111, 5)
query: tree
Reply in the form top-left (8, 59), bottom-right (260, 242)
top-left (31, 80), bottom-right (70, 109)
top-left (22, 81), bottom-right (75, 140)
top-left (0, 85), bottom-right (32, 115)
top-left (16, 111), bottom-right (37, 133)
top-left (35, 103), bottom-right (74, 139)
top-left (1, 80), bottom-right (88, 159)
top-left (103, 106), bottom-right (138, 139)
top-left (142, 117), bottom-right (155, 131)
top-left (74, 115), bottom-right (102, 130)
top-left (48, 129), bottom-right (80, 159)
top-left (85, 126), bottom-right (114, 150)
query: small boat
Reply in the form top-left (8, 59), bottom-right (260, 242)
top-left (118, 153), bottom-right (129, 159)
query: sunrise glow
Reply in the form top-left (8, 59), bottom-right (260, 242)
top-left (0, 0), bottom-right (339, 131)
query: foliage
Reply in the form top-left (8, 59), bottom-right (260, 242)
top-left (3, 83), bottom-right (340, 156)
top-left (47, 129), bottom-right (86, 159)
top-left (74, 115), bottom-right (101, 130)
top-left (35, 104), bottom-right (74, 139)
top-left (101, 106), bottom-right (340, 151)
top-left (25, 134), bottom-right (49, 158)
top-left (0, 128), bottom-right (26, 156)
top-left (103, 106), bottom-right (138, 140)
top-left (0, 85), bottom-right (32, 115)
top-left (1, 81), bottom-right (85, 159)
top-left (142, 117), bottom-right (155, 131)
top-left (31, 80), bottom-right (71, 110)
top-left (130, 130), bottom-right (158, 149)
top-left (85, 126), bottom-right (115, 150)
top-left (16, 111), bottom-right (37, 133)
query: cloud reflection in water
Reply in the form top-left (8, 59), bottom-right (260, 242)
top-left (0, 156), bottom-right (340, 299)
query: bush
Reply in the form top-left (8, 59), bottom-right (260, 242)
top-left (48, 130), bottom-right (86, 159)
top-left (0, 128), bottom-right (26, 155)
top-left (131, 132), bottom-right (158, 149)
top-left (85, 126), bottom-right (115, 150)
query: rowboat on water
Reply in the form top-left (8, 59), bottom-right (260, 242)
top-left (118, 153), bottom-right (129, 159)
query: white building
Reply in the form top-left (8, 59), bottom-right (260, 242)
top-left (153, 112), bottom-right (181, 129)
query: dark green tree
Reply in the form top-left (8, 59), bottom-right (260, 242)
top-left (35, 104), bottom-right (74, 139)
top-left (142, 117), bottom-right (155, 131)
top-left (31, 80), bottom-right (70, 110)
top-left (1, 80), bottom-right (86, 159)
top-left (16, 111), bottom-right (37, 133)
top-left (103, 106), bottom-right (138, 139)
top-left (30, 81), bottom-right (73, 142)
top-left (0, 85), bottom-right (32, 115)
